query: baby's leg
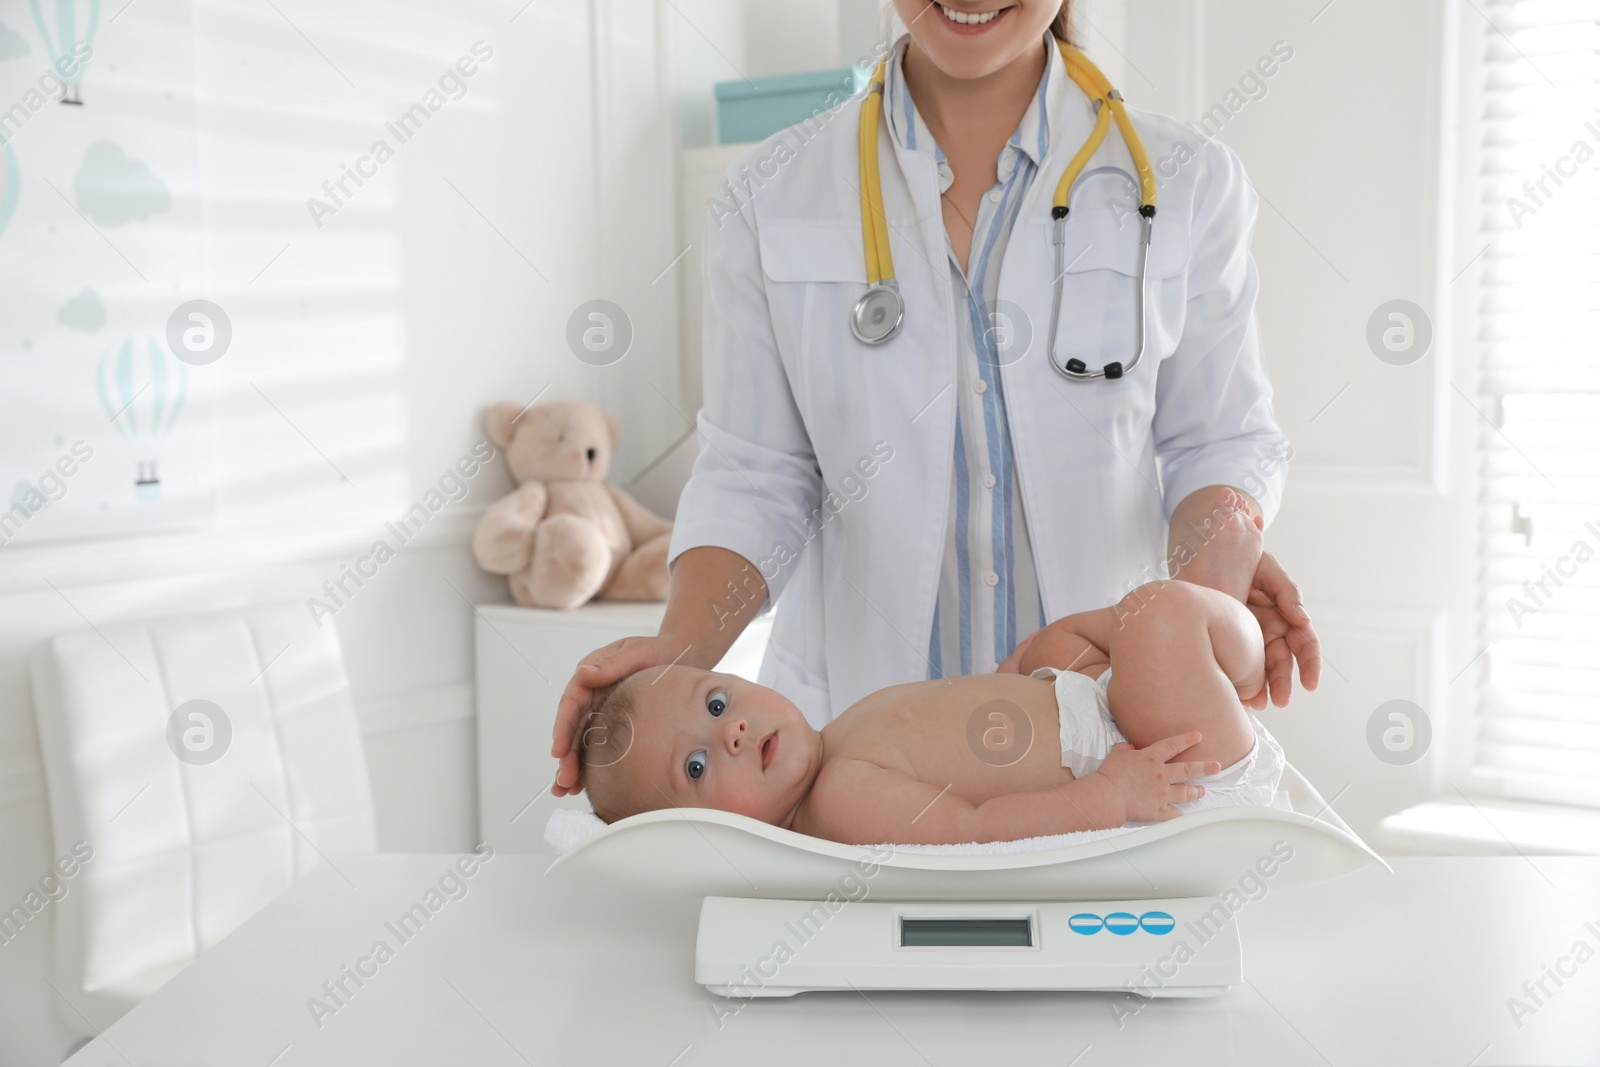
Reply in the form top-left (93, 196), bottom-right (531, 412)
top-left (1105, 580), bottom-right (1264, 768)
top-left (1016, 622), bottom-right (1108, 678)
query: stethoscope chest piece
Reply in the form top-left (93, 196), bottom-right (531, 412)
top-left (851, 282), bottom-right (904, 345)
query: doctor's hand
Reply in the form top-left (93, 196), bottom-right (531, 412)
top-left (1246, 550), bottom-right (1320, 709)
top-left (549, 634), bottom-right (693, 797)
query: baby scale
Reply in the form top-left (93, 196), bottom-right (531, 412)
top-left (548, 763), bottom-right (1387, 997)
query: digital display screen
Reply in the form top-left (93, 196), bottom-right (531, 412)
top-left (899, 917), bottom-right (1033, 947)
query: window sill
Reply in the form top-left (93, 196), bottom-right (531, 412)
top-left (1376, 800), bottom-right (1600, 856)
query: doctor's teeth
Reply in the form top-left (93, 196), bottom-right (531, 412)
top-left (940, 4), bottom-right (1000, 24)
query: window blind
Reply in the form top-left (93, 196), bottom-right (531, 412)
top-left (1474, 0), bottom-right (1600, 808)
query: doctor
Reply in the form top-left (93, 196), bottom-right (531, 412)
top-left (550, 0), bottom-right (1320, 797)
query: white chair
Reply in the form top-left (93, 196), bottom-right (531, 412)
top-left (29, 603), bottom-right (377, 1035)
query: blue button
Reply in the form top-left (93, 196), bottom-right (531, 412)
top-left (1068, 913), bottom-right (1104, 935)
top-left (1104, 912), bottom-right (1140, 935)
top-left (1139, 911), bottom-right (1176, 935)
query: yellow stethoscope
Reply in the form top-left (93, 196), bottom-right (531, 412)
top-left (852, 38), bottom-right (1158, 381)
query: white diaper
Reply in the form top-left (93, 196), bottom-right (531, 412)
top-left (1030, 665), bottom-right (1286, 816)
top-left (1031, 665), bottom-right (1121, 779)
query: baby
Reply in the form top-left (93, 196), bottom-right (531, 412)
top-left (576, 489), bottom-right (1286, 846)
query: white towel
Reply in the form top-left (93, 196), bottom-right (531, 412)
top-left (545, 807), bottom-right (612, 855)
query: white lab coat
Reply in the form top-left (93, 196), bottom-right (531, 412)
top-left (668, 44), bottom-right (1289, 727)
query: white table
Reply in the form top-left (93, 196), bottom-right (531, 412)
top-left (65, 855), bottom-right (1600, 1066)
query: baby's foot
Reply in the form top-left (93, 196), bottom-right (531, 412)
top-left (1172, 488), bottom-right (1263, 603)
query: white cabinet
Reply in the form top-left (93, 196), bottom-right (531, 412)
top-left (475, 601), bottom-right (772, 852)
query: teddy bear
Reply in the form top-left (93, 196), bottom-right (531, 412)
top-left (471, 398), bottom-right (673, 610)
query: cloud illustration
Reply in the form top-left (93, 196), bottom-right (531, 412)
top-left (58, 288), bottom-right (106, 333)
top-left (0, 21), bottom-right (29, 61)
top-left (74, 141), bottom-right (171, 227)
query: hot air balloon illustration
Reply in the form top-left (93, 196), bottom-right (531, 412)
top-left (0, 141), bottom-right (18, 240)
top-left (29, 0), bottom-right (99, 106)
top-left (95, 336), bottom-right (188, 502)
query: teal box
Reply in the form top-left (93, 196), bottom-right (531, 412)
top-left (714, 66), bottom-right (871, 145)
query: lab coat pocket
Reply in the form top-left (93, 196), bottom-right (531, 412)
top-left (1032, 193), bottom-right (1190, 381)
top-left (756, 219), bottom-right (875, 415)
top-left (758, 221), bottom-right (863, 283)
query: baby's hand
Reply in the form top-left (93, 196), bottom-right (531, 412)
top-left (1094, 732), bottom-right (1222, 823)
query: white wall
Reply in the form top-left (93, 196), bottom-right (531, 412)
top-left (670, 0), bottom-right (858, 150)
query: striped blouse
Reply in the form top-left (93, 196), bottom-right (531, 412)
top-left (882, 33), bottom-right (1052, 678)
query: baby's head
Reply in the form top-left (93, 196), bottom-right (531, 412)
top-left (577, 665), bottom-right (822, 827)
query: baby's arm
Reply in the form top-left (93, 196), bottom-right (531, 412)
top-left (802, 738), bottom-right (1210, 846)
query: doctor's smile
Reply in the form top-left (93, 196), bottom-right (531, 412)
top-left (931, 3), bottom-right (1013, 31)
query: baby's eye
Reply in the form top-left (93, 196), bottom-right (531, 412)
top-left (686, 749), bottom-right (707, 781)
top-left (706, 689), bottom-right (728, 717)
